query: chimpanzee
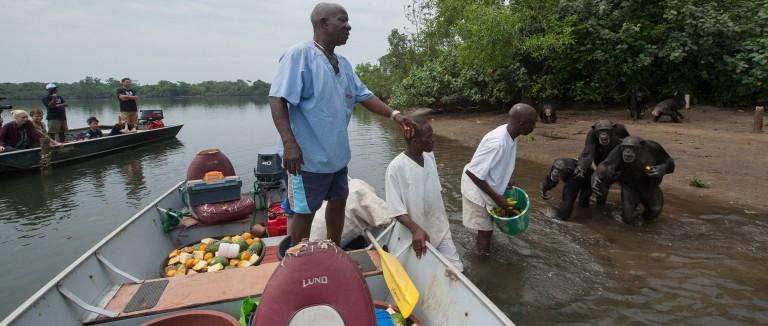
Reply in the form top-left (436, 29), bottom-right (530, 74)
top-left (651, 98), bottom-right (685, 123)
top-left (540, 158), bottom-right (592, 220)
top-left (538, 100), bottom-right (557, 123)
top-left (575, 120), bottom-right (630, 205)
top-left (628, 90), bottom-right (646, 120)
top-left (592, 136), bottom-right (675, 225)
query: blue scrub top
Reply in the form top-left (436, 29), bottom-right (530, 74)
top-left (270, 41), bottom-right (374, 173)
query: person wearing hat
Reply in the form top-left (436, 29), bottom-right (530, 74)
top-left (41, 83), bottom-right (69, 142)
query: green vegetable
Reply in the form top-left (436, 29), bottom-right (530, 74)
top-left (390, 312), bottom-right (406, 326)
top-left (247, 242), bottom-right (262, 254)
top-left (236, 239), bottom-right (249, 252)
top-left (210, 256), bottom-right (228, 267)
top-left (208, 241), bottom-right (221, 252)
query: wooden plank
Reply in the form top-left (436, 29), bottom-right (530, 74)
top-left (93, 262), bottom-right (278, 323)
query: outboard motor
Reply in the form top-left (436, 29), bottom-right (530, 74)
top-left (138, 109), bottom-right (165, 130)
top-left (254, 153), bottom-right (288, 236)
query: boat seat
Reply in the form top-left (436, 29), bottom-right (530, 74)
top-left (87, 248), bottom-right (382, 325)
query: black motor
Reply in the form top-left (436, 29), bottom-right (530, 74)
top-left (254, 153), bottom-right (283, 185)
top-left (0, 96), bottom-right (12, 111)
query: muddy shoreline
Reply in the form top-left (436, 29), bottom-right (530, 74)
top-left (423, 105), bottom-right (768, 214)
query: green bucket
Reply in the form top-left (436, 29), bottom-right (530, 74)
top-left (488, 187), bottom-right (530, 236)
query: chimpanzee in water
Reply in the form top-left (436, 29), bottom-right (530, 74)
top-left (575, 120), bottom-right (630, 205)
top-left (538, 100), bottom-right (557, 123)
top-left (628, 90), bottom-right (646, 120)
top-left (651, 98), bottom-right (685, 123)
top-left (540, 158), bottom-right (592, 220)
top-left (592, 136), bottom-right (675, 225)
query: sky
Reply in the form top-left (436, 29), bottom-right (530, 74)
top-left (0, 0), bottom-right (413, 84)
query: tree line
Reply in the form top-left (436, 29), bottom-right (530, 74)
top-left (0, 77), bottom-right (271, 100)
top-left (356, 0), bottom-right (768, 109)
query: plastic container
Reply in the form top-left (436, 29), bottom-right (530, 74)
top-left (488, 186), bottom-right (530, 236)
top-left (185, 176), bottom-right (243, 205)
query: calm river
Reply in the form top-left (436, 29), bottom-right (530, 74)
top-left (1, 97), bottom-right (766, 324)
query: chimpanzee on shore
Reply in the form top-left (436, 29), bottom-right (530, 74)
top-left (592, 136), bottom-right (675, 225)
top-left (538, 100), bottom-right (557, 123)
top-left (540, 158), bottom-right (592, 220)
top-left (629, 90), bottom-right (646, 120)
top-left (576, 120), bottom-right (630, 205)
top-left (652, 98), bottom-right (685, 123)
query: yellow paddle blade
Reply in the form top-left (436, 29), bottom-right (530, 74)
top-left (377, 247), bottom-right (419, 318)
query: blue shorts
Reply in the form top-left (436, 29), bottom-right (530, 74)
top-left (284, 167), bottom-right (349, 214)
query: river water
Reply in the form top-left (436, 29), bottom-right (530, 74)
top-left (1, 97), bottom-right (766, 324)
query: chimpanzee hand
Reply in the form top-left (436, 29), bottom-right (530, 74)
top-left (540, 182), bottom-right (552, 200)
top-left (645, 165), bottom-right (665, 178)
top-left (573, 166), bottom-right (586, 179)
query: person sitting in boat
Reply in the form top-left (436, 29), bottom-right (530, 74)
top-left (109, 114), bottom-right (137, 136)
top-left (385, 118), bottom-right (464, 271)
top-left (82, 116), bottom-right (103, 139)
top-left (29, 108), bottom-right (48, 135)
top-left (0, 110), bottom-right (61, 152)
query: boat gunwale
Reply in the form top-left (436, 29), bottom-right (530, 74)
top-left (0, 180), bottom-right (186, 325)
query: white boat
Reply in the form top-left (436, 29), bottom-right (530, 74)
top-left (0, 180), bottom-right (514, 326)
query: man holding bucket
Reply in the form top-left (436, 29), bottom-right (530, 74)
top-left (461, 103), bottom-right (537, 254)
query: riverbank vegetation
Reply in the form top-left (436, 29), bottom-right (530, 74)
top-left (0, 77), bottom-right (270, 100)
top-left (357, 0), bottom-right (768, 109)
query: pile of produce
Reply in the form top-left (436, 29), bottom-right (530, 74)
top-left (164, 232), bottom-right (263, 277)
top-left (490, 198), bottom-right (522, 218)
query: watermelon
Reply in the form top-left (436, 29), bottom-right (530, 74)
top-left (210, 256), bottom-right (228, 267)
top-left (236, 239), bottom-right (249, 252)
top-left (247, 242), bottom-right (262, 254)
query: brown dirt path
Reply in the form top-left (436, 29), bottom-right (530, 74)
top-left (425, 105), bottom-right (768, 213)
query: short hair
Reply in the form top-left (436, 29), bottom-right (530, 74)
top-left (404, 116), bottom-right (431, 143)
top-left (11, 109), bottom-right (28, 118)
top-left (121, 77), bottom-right (131, 83)
top-left (30, 108), bottom-right (43, 116)
top-left (87, 116), bottom-right (99, 124)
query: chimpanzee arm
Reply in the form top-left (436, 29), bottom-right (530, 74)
top-left (577, 131), bottom-right (597, 173)
top-left (557, 179), bottom-right (581, 220)
top-left (596, 145), bottom-right (623, 181)
top-left (540, 168), bottom-right (559, 200)
top-left (647, 141), bottom-right (675, 175)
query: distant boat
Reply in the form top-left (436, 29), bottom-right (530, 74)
top-left (0, 124), bottom-right (183, 174)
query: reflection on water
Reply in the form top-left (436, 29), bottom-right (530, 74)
top-left (2, 97), bottom-right (767, 324)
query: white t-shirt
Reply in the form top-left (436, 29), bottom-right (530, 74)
top-left (461, 124), bottom-right (518, 208)
top-left (385, 152), bottom-right (450, 246)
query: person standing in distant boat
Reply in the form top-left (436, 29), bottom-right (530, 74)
top-left (41, 83), bottom-right (68, 142)
top-left (269, 2), bottom-right (417, 247)
top-left (117, 77), bottom-right (139, 125)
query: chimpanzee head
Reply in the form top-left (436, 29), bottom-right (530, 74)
top-left (592, 120), bottom-right (616, 146)
top-left (634, 91), bottom-right (645, 102)
top-left (550, 158), bottom-right (573, 182)
top-left (620, 137), bottom-right (643, 163)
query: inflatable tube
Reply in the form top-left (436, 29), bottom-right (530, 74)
top-left (187, 148), bottom-right (235, 180)
top-left (254, 240), bottom-right (376, 326)
top-left (193, 195), bottom-right (254, 224)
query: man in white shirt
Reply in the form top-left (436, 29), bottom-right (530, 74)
top-left (461, 103), bottom-right (538, 254)
top-left (386, 119), bottom-right (463, 271)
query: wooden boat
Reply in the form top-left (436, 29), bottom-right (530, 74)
top-left (0, 125), bottom-right (183, 174)
top-left (0, 180), bottom-right (514, 326)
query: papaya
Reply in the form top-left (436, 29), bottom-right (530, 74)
top-left (246, 238), bottom-right (255, 245)
top-left (247, 242), bottom-right (262, 254)
top-left (240, 251), bottom-right (252, 261)
top-left (168, 249), bottom-right (180, 259)
top-left (210, 256), bottom-right (228, 267)
top-left (229, 259), bottom-right (240, 266)
top-left (204, 252), bottom-right (214, 261)
top-left (241, 232), bottom-right (253, 240)
top-left (208, 263), bottom-right (224, 272)
top-left (221, 236), bottom-right (232, 242)
top-left (199, 243), bottom-right (208, 252)
top-left (192, 243), bottom-right (202, 251)
top-left (181, 246), bottom-right (194, 253)
top-left (165, 269), bottom-right (176, 277)
top-left (236, 239), bottom-right (249, 252)
top-left (237, 260), bottom-right (252, 268)
top-left (208, 241), bottom-right (221, 252)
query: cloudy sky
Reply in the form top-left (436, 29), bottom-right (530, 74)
top-left (0, 0), bottom-right (413, 84)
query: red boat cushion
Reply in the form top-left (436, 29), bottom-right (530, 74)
top-left (193, 195), bottom-right (254, 224)
top-left (186, 149), bottom-right (236, 180)
top-left (254, 241), bottom-right (376, 326)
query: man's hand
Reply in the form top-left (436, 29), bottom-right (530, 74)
top-left (410, 225), bottom-right (430, 259)
top-left (393, 113), bottom-right (418, 138)
top-left (50, 140), bottom-right (63, 148)
top-left (283, 142), bottom-right (303, 175)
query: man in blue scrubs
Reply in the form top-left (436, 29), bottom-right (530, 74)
top-left (270, 3), bottom-right (416, 246)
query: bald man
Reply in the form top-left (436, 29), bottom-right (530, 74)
top-left (461, 103), bottom-right (538, 254)
top-left (269, 3), bottom-right (417, 246)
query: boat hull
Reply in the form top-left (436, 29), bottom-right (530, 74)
top-left (0, 125), bottom-right (183, 174)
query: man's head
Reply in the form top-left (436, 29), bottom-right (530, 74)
top-left (11, 110), bottom-right (29, 126)
top-left (507, 103), bottom-right (538, 137)
top-left (311, 3), bottom-right (350, 46)
top-left (592, 120), bottom-right (616, 146)
top-left (30, 108), bottom-right (44, 123)
top-left (620, 136), bottom-right (643, 164)
top-left (87, 116), bottom-right (99, 129)
top-left (121, 78), bottom-right (132, 88)
top-left (46, 83), bottom-right (57, 94)
top-left (405, 117), bottom-right (434, 153)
